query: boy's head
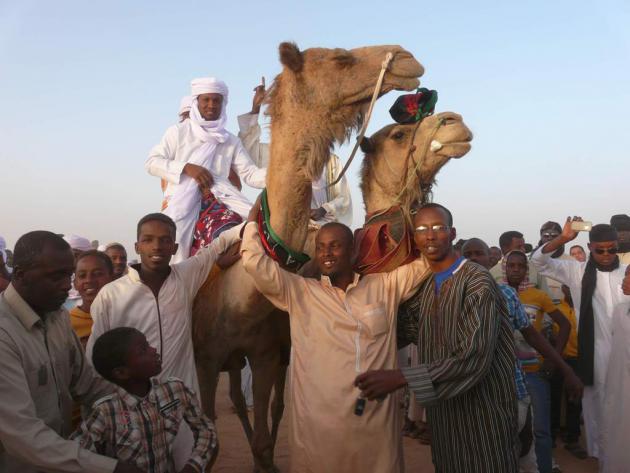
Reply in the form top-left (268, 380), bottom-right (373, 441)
top-left (92, 327), bottom-right (161, 384)
top-left (499, 231), bottom-right (525, 255)
top-left (74, 250), bottom-right (113, 307)
top-left (505, 250), bottom-right (528, 288)
top-left (135, 213), bottom-right (178, 271)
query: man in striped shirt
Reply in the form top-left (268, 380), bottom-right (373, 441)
top-left (72, 327), bottom-right (216, 473)
top-left (355, 203), bottom-right (518, 472)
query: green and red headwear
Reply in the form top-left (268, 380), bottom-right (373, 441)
top-left (389, 88), bottom-right (438, 124)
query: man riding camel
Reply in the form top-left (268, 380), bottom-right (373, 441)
top-left (146, 77), bottom-right (266, 262)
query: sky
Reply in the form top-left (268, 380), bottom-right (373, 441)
top-left (1, 0), bottom-right (629, 256)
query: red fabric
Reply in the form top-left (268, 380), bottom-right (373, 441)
top-left (354, 206), bottom-right (417, 275)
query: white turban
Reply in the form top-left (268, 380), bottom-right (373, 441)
top-left (179, 95), bottom-right (193, 116)
top-left (63, 234), bottom-right (92, 252)
top-left (190, 77), bottom-right (229, 103)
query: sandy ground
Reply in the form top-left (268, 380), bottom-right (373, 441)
top-left (210, 373), bottom-right (598, 472)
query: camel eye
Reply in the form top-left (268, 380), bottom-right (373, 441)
top-left (391, 131), bottom-right (405, 141)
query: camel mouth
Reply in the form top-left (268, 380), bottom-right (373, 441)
top-left (343, 75), bottom-right (420, 107)
top-left (437, 141), bottom-right (472, 159)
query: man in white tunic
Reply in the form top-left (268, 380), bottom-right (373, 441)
top-left (87, 213), bottom-right (242, 467)
top-left (241, 209), bottom-right (429, 472)
top-left (600, 268), bottom-right (630, 472)
top-left (146, 77), bottom-right (265, 262)
top-left (531, 217), bottom-right (630, 459)
top-left (237, 81), bottom-right (353, 226)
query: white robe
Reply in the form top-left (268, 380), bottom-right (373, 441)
top-left (531, 248), bottom-right (630, 458)
top-left (237, 113), bottom-right (353, 226)
top-left (601, 303), bottom-right (630, 473)
top-left (146, 120), bottom-right (265, 262)
top-left (85, 224), bottom-right (241, 469)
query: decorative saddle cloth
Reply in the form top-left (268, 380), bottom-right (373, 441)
top-left (190, 191), bottom-right (243, 257)
top-left (354, 206), bottom-right (417, 275)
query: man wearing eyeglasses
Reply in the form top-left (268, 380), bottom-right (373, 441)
top-left (531, 217), bottom-right (630, 461)
top-left (356, 203), bottom-right (519, 472)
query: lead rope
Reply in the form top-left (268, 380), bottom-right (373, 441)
top-left (328, 52), bottom-right (394, 187)
top-left (393, 117), bottom-right (446, 206)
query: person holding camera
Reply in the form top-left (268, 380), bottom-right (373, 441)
top-left (531, 217), bottom-right (630, 461)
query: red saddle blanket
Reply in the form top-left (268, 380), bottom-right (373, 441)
top-left (354, 206), bottom-right (417, 274)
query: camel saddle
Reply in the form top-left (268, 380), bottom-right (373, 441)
top-left (354, 206), bottom-right (417, 275)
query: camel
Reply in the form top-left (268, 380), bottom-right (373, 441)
top-left (192, 42), bottom-right (423, 472)
top-left (360, 111), bottom-right (473, 217)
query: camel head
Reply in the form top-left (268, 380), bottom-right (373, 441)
top-left (360, 112), bottom-right (473, 215)
top-left (266, 42), bottom-right (424, 180)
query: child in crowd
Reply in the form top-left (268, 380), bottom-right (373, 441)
top-left (71, 327), bottom-right (216, 473)
top-left (69, 250), bottom-right (114, 348)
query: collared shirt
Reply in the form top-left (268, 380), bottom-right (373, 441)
top-left (498, 284), bottom-right (531, 400)
top-left (71, 378), bottom-right (216, 473)
top-left (0, 284), bottom-right (115, 473)
top-left (241, 222), bottom-right (430, 473)
top-left (87, 224), bottom-right (242, 397)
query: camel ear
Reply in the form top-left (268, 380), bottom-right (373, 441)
top-left (360, 136), bottom-right (374, 154)
top-left (279, 42), bottom-right (303, 73)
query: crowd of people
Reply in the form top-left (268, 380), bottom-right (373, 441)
top-left (1, 76), bottom-right (630, 473)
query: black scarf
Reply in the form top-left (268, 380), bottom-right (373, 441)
top-left (577, 255), bottom-right (620, 385)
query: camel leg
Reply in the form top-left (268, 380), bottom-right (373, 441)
top-left (250, 357), bottom-right (281, 473)
top-left (270, 364), bottom-right (287, 449)
top-left (196, 358), bottom-right (222, 471)
top-left (229, 367), bottom-right (254, 444)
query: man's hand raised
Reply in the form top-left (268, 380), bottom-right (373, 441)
top-left (559, 216), bottom-right (582, 243)
top-left (251, 77), bottom-right (266, 115)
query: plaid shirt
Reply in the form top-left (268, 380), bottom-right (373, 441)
top-left (499, 284), bottom-right (530, 400)
top-left (71, 377), bottom-right (216, 473)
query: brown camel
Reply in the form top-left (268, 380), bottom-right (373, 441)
top-left (192, 42), bottom-right (423, 472)
top-left (360, 111), bottom-right (473, 216)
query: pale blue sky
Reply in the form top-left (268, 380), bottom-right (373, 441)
top-left (1, 0), bottom-right (629, 255)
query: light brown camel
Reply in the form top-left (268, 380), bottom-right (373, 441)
top-left (192, 42), bottom-right (423, 472)
top-left (360, 112), bottom-right (473, 217)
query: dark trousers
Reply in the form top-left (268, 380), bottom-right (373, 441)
top-left (550, 357), bottom-right (582, 443)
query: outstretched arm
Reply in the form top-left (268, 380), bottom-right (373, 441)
top-left (178, 382), bottom-right (217, 473)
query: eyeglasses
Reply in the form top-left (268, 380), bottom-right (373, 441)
top-left (592, 248), bottom-right (618, 255)
top-left (415, 224), bottom-right (450, 234)
top-left (541, 232), bottom-right (560, 238)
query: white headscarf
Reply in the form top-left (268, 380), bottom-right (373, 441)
top-left (163, 77), bottom-right (230, 222)
top-left (63, 234), bottom-right (92, 252)
top-left (178, 95), bottom-right (193, 116)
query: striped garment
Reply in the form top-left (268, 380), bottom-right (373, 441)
top-left (71, 377), bottom-right (216, 473)
top-left (398, 261), bottom-right (519, 473)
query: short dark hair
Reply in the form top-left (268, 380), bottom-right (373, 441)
top-left (416, 202), bottom-right (453, 226)
top-left (589, 224), bottom-right (618, 243)
top-left (92, 327), bottom-right (142, 382)
top-left (76, 250), bottom-right (114, 275)
top-left (104, 243), bottom-right (126, 253)
top-left (319, 222), bottom-right (354, 245)
top-left (540, 221), bottom-right (562, 234)
top-left (136, 213), bottom-right (176, 239)
top-left (506, 250), bottom-right (528, 264)
top-left (13, 231), bottom-right (71, 270)
top-left (462, 237), bottom-right (489, 254)
top-left (570, 244), bottom-right (585, 252)
top-left (499, 231), bottom-right (524, 251)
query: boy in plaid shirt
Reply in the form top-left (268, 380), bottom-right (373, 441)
top-left (71, 327), bottom-right (216, 473)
